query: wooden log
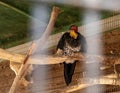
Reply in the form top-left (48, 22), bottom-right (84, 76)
top-left (57, 77), bottom-right (120, 93)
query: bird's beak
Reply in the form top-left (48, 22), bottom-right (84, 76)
top-left (70, 30), bottom-right (78, 39)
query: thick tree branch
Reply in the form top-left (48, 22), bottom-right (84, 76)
top-left (0, 48), bottom-right (24, 62)
top-left (0, 47), bottom-right (120, 65)
top-left (34, 7), bottom-right (61, 52)
top-left (57, 76), bottom-right (120, 93)
top-left (9, 6), bottom-right (62, 93)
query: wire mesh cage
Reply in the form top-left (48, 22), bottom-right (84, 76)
top-left (0, 0), bottom-right (120, 93)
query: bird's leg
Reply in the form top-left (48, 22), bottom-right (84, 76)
top-left (114, 64), bottom-right (119, 78)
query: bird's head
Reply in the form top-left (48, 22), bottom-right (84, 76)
top-left (69, 25), bottom-right (78, 39)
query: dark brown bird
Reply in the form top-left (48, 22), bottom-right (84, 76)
top-left (56, 25), bottom-right (87, 85)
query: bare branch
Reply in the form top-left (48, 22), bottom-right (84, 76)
top-left (9, 6), bottom-right (62, 93)
top-left (57, 76), bottom-right (120, 93)
top-left (0, 47), bottom-right (120, 65)
top-left (0, 48), bottom-right (24, 62)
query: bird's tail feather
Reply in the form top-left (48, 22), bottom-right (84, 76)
top-left (63, 61), bottom-right (76, 86)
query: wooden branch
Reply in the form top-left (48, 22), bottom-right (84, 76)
top-left (58, 76), bottom-right (120, 93)
top-left (9, 6), bottom-right (62, 93)
top-left (0, 46), bottom-right (120, 65)
top-left (9, 44), bottom-right (34, 93)
top-left (34, 6), bottom-right (61, 52)
top-left (0, 48), bottom-right (24, 62)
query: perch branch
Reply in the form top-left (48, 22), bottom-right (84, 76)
top-left (0, 47), bottom-right (120, 65)
top-left (58, 76), bottom-right (120, 93)
top-left (0, 48), bottom-right (24, 62)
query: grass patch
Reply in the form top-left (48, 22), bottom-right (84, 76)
top-left (0, 4), bottom-right (30, 48)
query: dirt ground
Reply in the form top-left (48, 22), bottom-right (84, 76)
top-left (0, 29), bottom-right (120, 93)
